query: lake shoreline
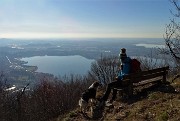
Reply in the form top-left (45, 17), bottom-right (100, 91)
top-left (19, 55), bottom-right (95, 77)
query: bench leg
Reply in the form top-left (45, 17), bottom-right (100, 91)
top-left (128, 84), bottom-right (133, 97)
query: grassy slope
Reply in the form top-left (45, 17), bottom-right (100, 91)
top-left (54, 78), bottom-right (180, 121)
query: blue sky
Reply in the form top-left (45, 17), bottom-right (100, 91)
top-left (0, 0), bottom-right (173, 39)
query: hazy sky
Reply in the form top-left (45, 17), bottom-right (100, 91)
top-left (0, 0), bottom-right (173, 39)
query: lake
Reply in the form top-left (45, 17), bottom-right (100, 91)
top-left (135, 43), bottom-right (165, 48)
top-left (21, 55), bottom-right (95, 76)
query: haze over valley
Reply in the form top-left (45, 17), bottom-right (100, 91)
top-left (0, 38), bottom-right (165, 88)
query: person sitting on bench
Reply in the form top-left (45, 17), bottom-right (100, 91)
top-left (100, 48), bottom-right (131, 104)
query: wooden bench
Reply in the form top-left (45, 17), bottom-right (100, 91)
top-left (115, 66), bottom-right (169, 97)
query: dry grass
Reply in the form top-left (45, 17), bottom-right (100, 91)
top-left (59, 78), bottom-right (180, 121)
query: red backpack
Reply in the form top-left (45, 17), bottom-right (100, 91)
top-left (130, 59), bottom-right (141, 73)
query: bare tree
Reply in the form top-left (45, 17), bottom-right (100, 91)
top-left (89, 55), bottom-right (119, 85)
top-left (163, 0), bottom-right (180, 64)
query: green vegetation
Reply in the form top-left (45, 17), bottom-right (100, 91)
top-left (158, 111), bottom-right (169, 121)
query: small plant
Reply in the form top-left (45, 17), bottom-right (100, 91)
top-left (148, 93), bottom-right (159, 100)
top-left (158, 111), bottom-right (169, 121)
top-left (63, 117), bottom-right (71, 121)
top-left (68, 111), bottom-right (78, 118)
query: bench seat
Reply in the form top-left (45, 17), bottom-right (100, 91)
top-left (115, 66), bottom-right (169, 97)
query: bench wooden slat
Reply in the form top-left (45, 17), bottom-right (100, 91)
top-left (116, 66), bottom-right (169, 97)
top-left (122, 66), bottom-right (169, 81)
top-left (133, 77), bottom-right (162, 87)
top-left (128, 66), bottom-right (169, 78)
top-left (131, 71), bottom-right (165, 83)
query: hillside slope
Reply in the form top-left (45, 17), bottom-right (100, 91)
top-left (54, 79), bottom-right (180, 121)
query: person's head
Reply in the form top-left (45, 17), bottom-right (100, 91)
top-left (120, 48), bottom-right (127, 62)
top-left (121, 48), bottom-right (126, 54)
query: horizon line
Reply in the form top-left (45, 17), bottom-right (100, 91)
top-left (0, 37), bottom-right (164, 40)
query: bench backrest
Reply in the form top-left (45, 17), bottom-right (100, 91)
top-left (123, 66), bottom-right (169, 83)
